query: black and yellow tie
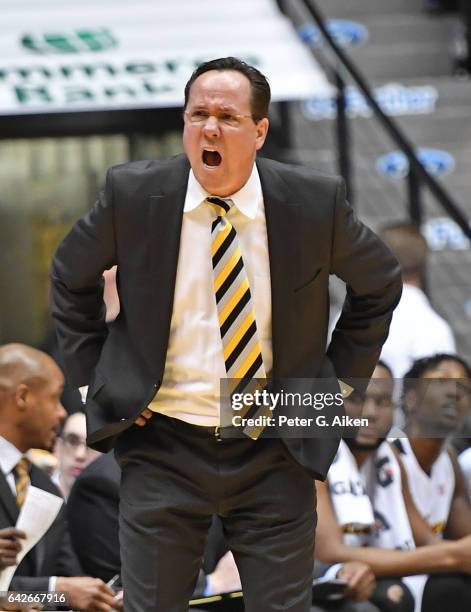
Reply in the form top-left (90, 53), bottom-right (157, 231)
top-left (206, 196), bottom-right (271, 439)
top-left (14, 457), bottom-right (30, 508)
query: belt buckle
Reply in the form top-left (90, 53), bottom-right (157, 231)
top-left (214, 425), bottom-right (222, 442)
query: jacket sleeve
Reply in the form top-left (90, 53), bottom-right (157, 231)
top-left (9, 575), bottom-right (49, 592)
top-left (53, 519), bottom-right (85, 579)
top-left (50, 168), bottom-right (117, 387)
top-left (327, 179), bottom-right (402, 392)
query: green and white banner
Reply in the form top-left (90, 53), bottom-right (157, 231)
top-left (0, 0), bottom-right (332, 115)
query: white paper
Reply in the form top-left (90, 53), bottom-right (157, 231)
top-left (0, 486), bottom-right (63, 591)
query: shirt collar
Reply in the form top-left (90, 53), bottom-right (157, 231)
top-left (0, 436), bottom-right (23, 477)
top-left (184, 163), bottom-right (262, 220)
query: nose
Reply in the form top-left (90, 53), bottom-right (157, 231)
top-left (438, 379), bottom-right (461, 401)
top-left (75, 443), bottom-right (87, 461)
top-left (202, 115), bottom-right (220, 137)
top-left (58, 402), bottom-right (67, 424)
top-left (362, 398), bottom-right (378, 420)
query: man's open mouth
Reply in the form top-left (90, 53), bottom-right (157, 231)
top-left (202, 149), bottom-right (222, 167)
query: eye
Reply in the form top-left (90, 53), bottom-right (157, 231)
top-left (190, 109), bottom-right (209, 121)
top-left (457, 382), bottom-right (471, 396)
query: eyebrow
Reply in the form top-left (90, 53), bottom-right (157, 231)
top-left (190, 104), bottom-right (240, 113)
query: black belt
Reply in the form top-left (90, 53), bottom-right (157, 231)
top-left (153, 412), bottom-right (242, 441)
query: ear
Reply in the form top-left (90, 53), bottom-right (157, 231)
top-left (15, 383), bottom-right (31, 413)
top-left (255, 118), bottom-right (269, 150)
top-left (402, 389), bottom-right (418, 417)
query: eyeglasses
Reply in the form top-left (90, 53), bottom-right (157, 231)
top-left (61, 432), bottom-right (88, 451)
top-left (184, 109), bottom-right (255, 128)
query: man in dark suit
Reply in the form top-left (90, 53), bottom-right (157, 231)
top-left (50, 57), bottom-right (402, 612)
top-left (0, 343), bottom-right (121, 611)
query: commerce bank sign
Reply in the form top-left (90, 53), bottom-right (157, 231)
top-left (0, 1), bottom-right (332, 116)
top-left (1, 53), bottom-right (243, 110)
top-left (20, 29), bottom-right (119, 54)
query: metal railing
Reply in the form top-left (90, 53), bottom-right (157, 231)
top-left (280, 0), bottom-right (471, 239)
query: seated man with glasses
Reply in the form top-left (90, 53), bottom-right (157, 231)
top-left (53, 412), bottom-right (101, 500)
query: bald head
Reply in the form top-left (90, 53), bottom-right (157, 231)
top-left (0, 343), bottom-right (59, 393)
top-left (0, 343), bottom-right (66, 452)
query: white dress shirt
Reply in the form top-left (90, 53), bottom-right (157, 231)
top-left (149, 163), bottom-right (273, 425)
top-left (0, 436), bottom-right (24, 497)
top-left (380, 283), bottom-right (456, 380)
top-left (458, 447), bottom-right (471, 501)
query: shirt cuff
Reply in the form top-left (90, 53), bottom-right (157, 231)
top-left (322, 563), bottom-right (343, 580)
top-left (48, 576), bottom-right (57, 592)
top-left (203, 575), bottom-right (212, 596)
top-left (79, 386), bottom-right (89, 404)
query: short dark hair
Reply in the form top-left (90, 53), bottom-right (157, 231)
top-left (183, 57), bottom-right (271, 122)
top-left (402, 353), bottom-right (471, 410)
top-left (379, 222), bottom-right (427, 278)
top-left (376, 360), bottom-right (393, 378)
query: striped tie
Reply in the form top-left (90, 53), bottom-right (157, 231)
top-left (206, 196), bottom-right (271, 439)
top-left (14, 457), bottom-right (30, 508)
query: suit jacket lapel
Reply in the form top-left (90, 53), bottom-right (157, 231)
top-left (0, 469), bottom-right (39, 575)
top-left (0, 470), bottom-right (19, 524)
top-left (257, 158), bottom-right (300, 379)
top-left (147, 157), bottom-right (190, 379)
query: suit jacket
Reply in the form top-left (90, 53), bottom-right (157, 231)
top-left (66, 452), bottom-right (121, 583)
top-left (67, 453), bottom-right (228, 596)
top-left (50, 154), bottom-right (402, 479)
top-left (0, 464), bottom-right (83, 591)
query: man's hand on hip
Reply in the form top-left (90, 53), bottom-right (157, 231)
top-left (80, 383), bottom-right (153, 427)
top-left (134, 407), bottom-right (153, 427)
